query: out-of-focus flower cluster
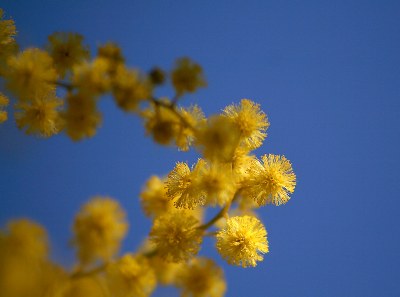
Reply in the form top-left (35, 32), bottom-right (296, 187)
top-left (0, 8), bottom-right (297, 297)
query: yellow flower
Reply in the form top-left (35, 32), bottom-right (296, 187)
top-left (5, 48), bottom-right (57, 100)
top-left (15, 90), bottom-right (63, 137)
top-left (0, 92), bottom-right (9, 123)
top-left (148, 256), bottom-right (184, 285)
top-left (72, 197), bottom-right (128, 265)
top-left (0, 219), bottom-right (49, 261)
top-left (0, 112), bottom-right (7, 123)
top-left (196, 162), bottom-right (236, 207)
top-left (242, 154), bottom-right (296, 206)
top-left (140, 175), bottom-right (205, 223)
top-left (223, 99), bottom-right (270, 150)
top-left (176, 105), bottom-right (205, 151)
top-left (72, 58), bottom-right (110, 96)
top-left (195, 115), bottom-right (241, 162)
top-left (0, 9), bottom-right (18, 65)
top-left (142, 102), bottom-right (204, 150)
top-left (62, 93), bottom-right (102, 141)
top-left (232, 151), bottom-right (257, 181)
top-left (98, 42), bottom-right (125, 75)
top-left (60, 277), bottom-right (106, 297)
top-left (142, 100), bottom-right (180, 145)
top-left (165, 159), bottom-right (205, 209)
top-left (112, 65), bottom-right (151, 112)
top-left (149, 213), bottom-right (202, 262)
top-left (0, 219), bottom-right (67, 297)
top-left (140, 175), bottom-right (176, 218)
top-left (216, 216), bottom-right (269, 268)
top-left (171, 57), bottom-right (206, 96)
top-left (176, 258), bottom-right (226, 297)
top-left (0, 257), bottom-right (65, 297)
top-left (47, 32), bottom-right (90, 77)
top-left (106, 254), bottom-right (156, 297)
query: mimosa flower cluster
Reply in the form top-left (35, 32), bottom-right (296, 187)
top-left (0, 8), bottom-right (297, 297)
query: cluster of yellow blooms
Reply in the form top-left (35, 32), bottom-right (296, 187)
top-left (0, 8), bottom-right (297, 297)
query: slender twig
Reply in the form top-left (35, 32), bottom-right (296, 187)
top-left (197, 188), bottom-right (242, 231)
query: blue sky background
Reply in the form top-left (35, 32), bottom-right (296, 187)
top-left (1, 1), bottom-right (400, 296)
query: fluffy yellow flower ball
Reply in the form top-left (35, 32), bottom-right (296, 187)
top-left (177, 258), bottom-right (226, 297)
top-left (72, 197), bottom-right (128, 265)
top-left (242, 154), bottom-right (296, 206)
top-left (216, 215), bottom-right (269, 268)
top-left (149, 213), bottom-right (203, 262)
top-left (106, 254), bottom-right (156, 297)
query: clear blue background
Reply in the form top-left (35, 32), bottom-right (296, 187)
top-left (1, 1), bottom-right (400, 296)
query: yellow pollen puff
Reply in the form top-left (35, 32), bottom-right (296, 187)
top-left (106, 254), bottom-right (156, 297)
top-left (177, 258), bottom-right (226, 297)
top-left (98, 42), bottom-right (125, 75)
top-left (142, 102), bottom-right (205, 151)
top-left (0, 92), bottom-right (9, 124)
top-left (171, 57), bottom-right (207, 96)
top-left (148, 255), bottom-right (184, 286)
top-left (62, 93), bottom-right (102, 141)
top-left (0, 219), bottom-right (49, 261)
top-left (47, 32), bottom-right (90, 78)
top-left (166, 159), bottom-right (206, 209)
top-left (140, 175), bottom-right (176, 218)
top-left (196, 161), bottom-right (237, 207)
top-left (195, 115), bottom-right (241, 163)
top-left (0, 9), bottom-right (18, 63)
top-left (15, 90), bottom-right (63, 137)
top-left (112, 65), bottom-right (151, 112)
top-left (223, 99), bottom-right (270, 151)
top-left (5, 48), bottom-right (57, 101)
top-left (242, 154), bottom-right (296, 206)
top-left (60, 277), bottom-right (105, 297)
top-left (72, 196), bottom-right (128, 265)
top-left (149, 213), bottom-right (203, 262)
top-left (72, 58), bottom-right (110, 96)
top-left (216, 216), bottom-right (269, 268)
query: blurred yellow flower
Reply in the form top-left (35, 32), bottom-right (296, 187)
top-left (72, 197), bottom-right (128, 265)
top-left (0, 92), bottom-right (9, 123)
top-left (62, 93), bottom-right (102, 141)
top-left (171, 57), bottom-right (206, 96)
top-left (47, 32), bottom-right (90, 77)
top-left (0, 219), bottom-right (49, 261)
top-left (242, 154), bottom-right (296, 206)
top-left (196, 161), bottom-right (236, 207)
top-left (15, 90), bottom-right (63, 137)
top-left (106, 254), bottom-right (156, 297)
top-left (165, 160), bottom-right (205, 209)
top-left (195, 115), bottom-right (241, 162)
top-left (148, 255), bottom-right (184, 286)
top-left (216, 216), bottom-right (269, 268)
top-left (5, 48), bottom-right (57, 100)
top-left (0, 9), bottom-right (18, 64)
top-left (60, 277), bottom-right (107, 297)
top-left (142, 102), bottom-right (204, 150)
top-left (98, 42), bottom-right (125, 75)
top-left (176, 105), bottom-right (205, 151)
top-left (149, 213), bottom-right (202, 262)
top-left (177, 258), bottom-right (226, 297)
top-left (112, 65), bottom-right (151, 112)
top-left (140, 175), bottom-right (176, 218)
top-left (72, 58), bottom-right (110, 96)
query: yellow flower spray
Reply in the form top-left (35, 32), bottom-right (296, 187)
top-left (0, 7), bottom-right (297, 297)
